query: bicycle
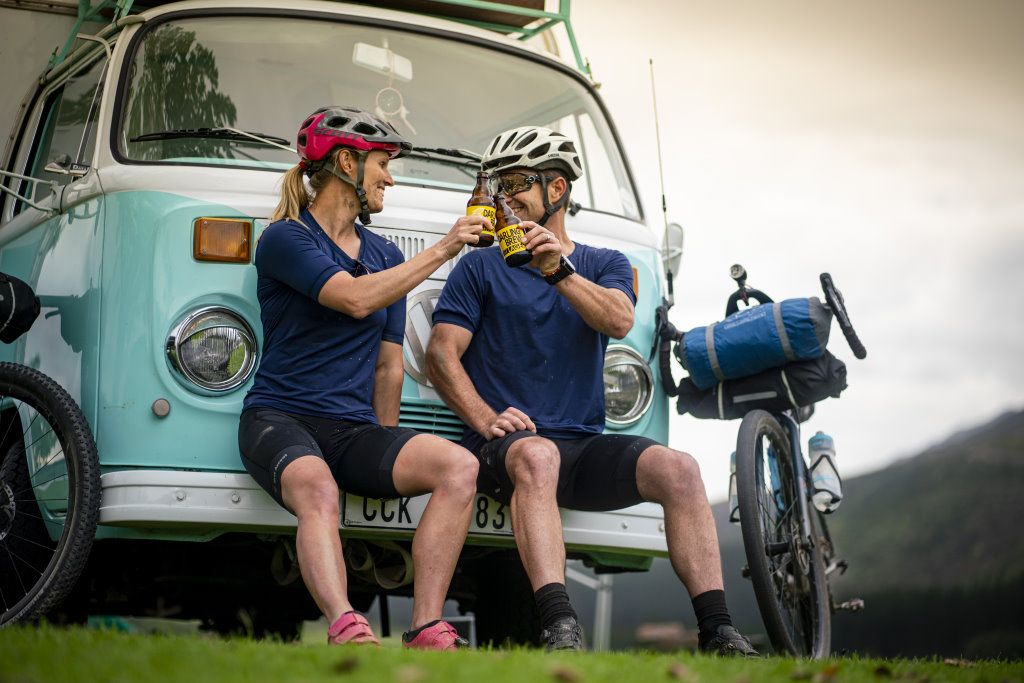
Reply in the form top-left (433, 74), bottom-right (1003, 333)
top-left (655, 265), bottom-right (866, 658)
top-left (0, 362), bottom-right (100, 625)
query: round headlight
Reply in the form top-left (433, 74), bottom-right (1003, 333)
top-left (604, 345), bottom-right (654, 426)
top-left (166, 307), bottom-right (257, 394)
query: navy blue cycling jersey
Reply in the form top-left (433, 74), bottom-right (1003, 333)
top-left (432, 244), bottom-right (635, 447)
top-left (243, 208), bottom-right (405, 422)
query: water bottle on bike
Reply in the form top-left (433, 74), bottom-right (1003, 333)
top-left (809, 431), bottom-right (842, 513)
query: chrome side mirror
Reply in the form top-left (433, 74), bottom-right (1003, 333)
top-left (44, 153), bottom-right (89, 178)
top-left (662, 222), bottom-right (684, 276)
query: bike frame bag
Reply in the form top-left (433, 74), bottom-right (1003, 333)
top-left (678, 297), bottom-right (832, 390)
top-left (676, 351), bottom-right (847, 420)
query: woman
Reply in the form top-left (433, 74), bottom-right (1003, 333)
top-left (239, 106), bottom-right (485, 649)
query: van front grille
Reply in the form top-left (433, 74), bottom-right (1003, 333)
top-left (398, 400), bottom-right (466, 441)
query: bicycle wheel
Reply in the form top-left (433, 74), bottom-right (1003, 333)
top-left (735, 410), bottom-right (830, 657)
top-left (0, 362), bottom-right (100, 625)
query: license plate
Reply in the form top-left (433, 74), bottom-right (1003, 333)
top-left (342, 493), bottom-right (512, 536)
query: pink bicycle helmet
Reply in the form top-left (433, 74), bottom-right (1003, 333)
top-left (295, 106), bottom-right (412, 224)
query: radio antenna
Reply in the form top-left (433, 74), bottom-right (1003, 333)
top-left (649, 58), bottom-right (674, 305)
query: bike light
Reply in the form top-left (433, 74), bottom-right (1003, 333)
top-left (193, 217), bottom-right (252, 263)
top-left (604, 345), bottom-right (653, 425)
top-left (166, 307), bottom-right (257, 394)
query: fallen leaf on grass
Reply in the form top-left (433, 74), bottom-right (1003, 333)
top-left (872, 665), bottom-right (892, 678)
top-left (812, 665), bottom-right (839, 683)
top-left (943, 659), bottom-right (974, 668)
top-left (395, 664), bottom-right (426, 683)
top-left (332, 656), bottom-right (360, 674)
top-left (667, 662), bottom-right (698, 681)
top-left (549, 663), bottom-right (582, 683)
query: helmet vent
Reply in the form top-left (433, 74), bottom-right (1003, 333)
top-left (514, 131), bottom-right (538, 150)
top-left (354, 121), bottom-right (379, 135)
top-left (326, 116), bottom-right (350, 128)
top-left (558, 141), bottom-right (575, 152)
top-left (499, 133), bottom-right (518, 153)
top-left (297, 134), bottom-right (307, 146)
top-left (527, 143), bottom-right (550, 159)
top-left (301, 117), bottom-right (315, 130)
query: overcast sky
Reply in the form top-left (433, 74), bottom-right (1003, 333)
top-left (566, 0), bottom-right (1024, 501)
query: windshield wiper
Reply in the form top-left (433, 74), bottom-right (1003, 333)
top-left (408, 147), bottom-right (481, 166)
top-left (130, 127), bottom-right (293, 150)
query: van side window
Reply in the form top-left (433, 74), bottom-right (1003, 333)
top-left (15, 57), bottom-right (106, 214)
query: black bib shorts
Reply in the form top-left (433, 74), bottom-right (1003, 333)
top-left (470, 430), bottom-right (660, 511)
top-left (238, 407), bottom-right (418, 510)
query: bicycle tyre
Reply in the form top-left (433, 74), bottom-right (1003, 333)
top-left (0, 362), bottom-right (100, 625)
top-left (735, 410), bottom-right (830, 657)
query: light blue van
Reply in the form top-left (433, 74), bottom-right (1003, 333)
top-left (0, 0), bottom-right (682, 643)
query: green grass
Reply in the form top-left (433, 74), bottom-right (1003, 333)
top-left (0, 626), bottom-right (1020, 683)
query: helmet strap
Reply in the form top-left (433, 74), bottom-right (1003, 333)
top-left (326, 151), bottom-right (373, 225)
top-left (538, 175), bottom-right (572, 227)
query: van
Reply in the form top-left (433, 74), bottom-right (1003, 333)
top-left (0, 0), bottom-right (680, 645)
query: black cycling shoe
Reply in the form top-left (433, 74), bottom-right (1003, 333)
top-left (541, 616), bottom-right (585, 651)
top-left (699, 625), bottom-right (759, 657)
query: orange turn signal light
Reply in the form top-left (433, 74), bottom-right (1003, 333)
top-left (193, 217), bottom-right (252, 263)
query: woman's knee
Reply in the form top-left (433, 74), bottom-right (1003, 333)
top-left (284, 470), bottom-right (340, 519)
top-left (508, 438), bottom-right (559, 490)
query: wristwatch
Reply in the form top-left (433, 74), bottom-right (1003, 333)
top-left (542, 256), bottom-right (576, 285)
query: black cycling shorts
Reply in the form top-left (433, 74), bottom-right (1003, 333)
top-left (470, 431), bottom-right (660, 511)
top-left (238, 407), bottom-right (418, 509)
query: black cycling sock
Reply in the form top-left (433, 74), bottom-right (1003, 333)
top-left (402, 619), bottom-right (442, 643)
top-left (692, 589), bottom-right (732, 645)
top-left (535, 583), bottom-right (577, 631)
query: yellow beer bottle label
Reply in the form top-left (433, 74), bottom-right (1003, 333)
top-left (467, 205), bottom-right (496, 239)
top-left (497, 225), bottom-right (528, 260)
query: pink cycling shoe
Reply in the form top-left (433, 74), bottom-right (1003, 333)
top-left (327, 611), bottom-right (380, 646)
top-left (401, 620), bottom-right (469, 650)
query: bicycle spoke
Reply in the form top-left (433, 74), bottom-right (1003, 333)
top-left (0, 541), bottom-right (27, 595)
top-left (1, 540), bottom-right (45, 576)
top-left (26, 429), bottom-right (65, 476)
top-left (0, 398), bottom-right (26, 458)
top-left (11, 471), bottom-right (68, 498)
top-left (3, 530), bottom-right (56, 553)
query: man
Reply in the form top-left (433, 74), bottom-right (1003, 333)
top-left (425, 126), bottom-right (757, 655)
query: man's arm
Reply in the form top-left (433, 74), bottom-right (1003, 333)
top-left (426, 323), bottom-right (536, 439)
top-left (372, 341), bottom-right (404, 426)
top-left (522, 223), bottom-right (634, 339)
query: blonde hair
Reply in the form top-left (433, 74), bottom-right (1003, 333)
top-left (270, 148), bottom-right (350, 223)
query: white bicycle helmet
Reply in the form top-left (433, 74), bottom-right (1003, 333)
top-left (481, 126), bottom-right (583, 225)
top-left (481, 126), bottom-right (583, 180)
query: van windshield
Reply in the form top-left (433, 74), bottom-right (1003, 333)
top-left (118, 15), bottom-right (641, 221)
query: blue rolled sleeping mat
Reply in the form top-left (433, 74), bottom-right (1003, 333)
top-left (678, 297), bottom-right (832, 391)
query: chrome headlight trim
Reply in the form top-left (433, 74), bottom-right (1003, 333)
top-left (603, 344), bottom-right (654, 426)
top-left (166, 306), bottom-right (257, 395)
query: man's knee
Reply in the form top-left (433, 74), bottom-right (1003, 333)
top-left (641, 446), bottom-right (704, 500)
top-left (507, 437), bottom-right (560, 491)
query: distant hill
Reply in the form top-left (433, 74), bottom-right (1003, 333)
top-left (583, 409), bottom-right (1024, 657)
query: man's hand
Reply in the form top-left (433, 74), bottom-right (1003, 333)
top-left (521, 221), bottom-right (562, 274)
top-left (483, 406), bottom-right (537, 440)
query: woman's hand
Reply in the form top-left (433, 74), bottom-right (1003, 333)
top-left (437, 215), bottom-right (487, 259)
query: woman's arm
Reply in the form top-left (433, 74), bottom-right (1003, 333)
top-left (318, 216), bottom-right (486, 319)
top-left (373, 341), bottom-right (404, 426)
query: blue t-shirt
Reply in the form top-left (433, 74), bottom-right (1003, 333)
top-left (433, 244), bottom-right (635, 448)
top-left (243, 208), bottom-right (405, 422)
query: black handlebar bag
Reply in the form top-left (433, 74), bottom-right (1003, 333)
top-left (0, 272), bottom-right (41, 343)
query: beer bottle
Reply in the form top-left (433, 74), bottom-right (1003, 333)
top-left (466, 172), bottom-right (496, 248)
top-left (493, 192), bottom-right (532, 268)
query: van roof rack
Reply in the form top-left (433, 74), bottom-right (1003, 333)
top-left (50, 0), bottom-right (590, 76)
